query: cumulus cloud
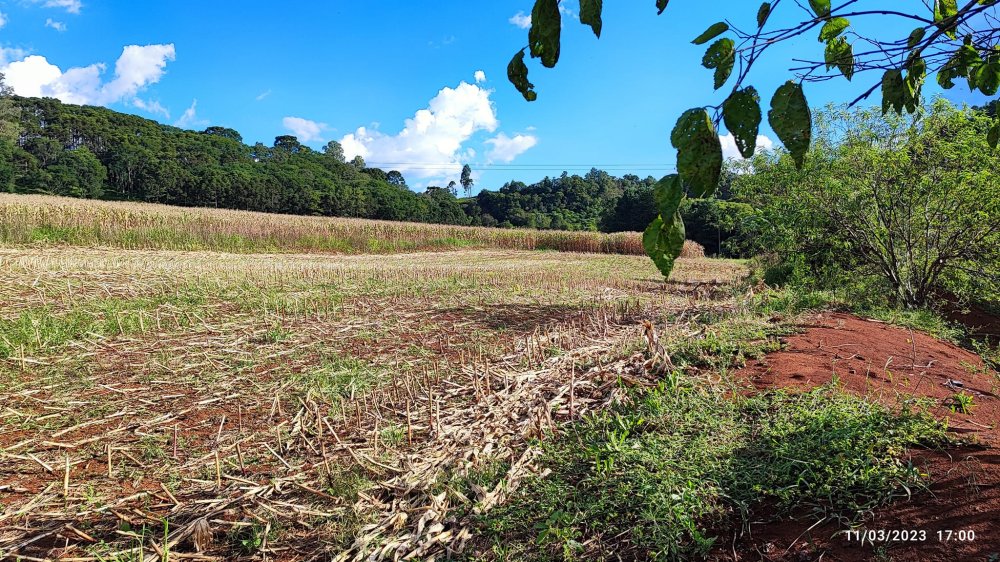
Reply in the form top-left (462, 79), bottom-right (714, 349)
top-left (0, 44), bottom-right (176, 107)
top-left (486, 132), bottom-right (538, 163)
top-left (474, 70), bottom-right (486, 83)
top-left (509, 11), bottom-right (531, 29)
top-left (45, 18), bottom-right (66, 31)
top-left (340, 75), bottom-right (506, 186)
top-left (283, 116), bottom-right (327, 142)
top-left (39, 0), bottom-right (82, 13)
top-left (720, 133), bottom-right (775, 161)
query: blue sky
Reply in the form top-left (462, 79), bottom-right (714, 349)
top-left (0, 1), bottom-right (989, 191)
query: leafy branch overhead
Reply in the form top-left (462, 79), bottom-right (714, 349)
top-left (507, 0), bottom-right (1000, 278)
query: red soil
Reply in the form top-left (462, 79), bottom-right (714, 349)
top-left (731, 312), bottom-right (1000, 562)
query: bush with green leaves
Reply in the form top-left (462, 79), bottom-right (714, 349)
top-left (735, 100), bottom-right (1000, 308)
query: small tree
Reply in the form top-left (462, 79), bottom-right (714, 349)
top-left (350, 155), bottom-right (366, 169)
top-left (737, 100), bottom-right (1000, 307)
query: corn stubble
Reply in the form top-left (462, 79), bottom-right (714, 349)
top-left (0, 201), bottom-right (733, 561)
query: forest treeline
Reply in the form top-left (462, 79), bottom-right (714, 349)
top-left (0, 96), bottom-right (751, 255)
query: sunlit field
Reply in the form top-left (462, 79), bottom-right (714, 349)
top-left (0, 194), bottom-right (673, 256)
top-left (0, 213), bottom-right (740, 560)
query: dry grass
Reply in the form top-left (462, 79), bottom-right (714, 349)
top-left (0, 185), bottom-right (744, 562)
top-left (0, 193), bottom-right (680, 256)
top-left (0, 243), bottom-right (745, 561)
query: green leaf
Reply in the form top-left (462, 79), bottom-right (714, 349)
top-left (656, 0), bottom-right (669, 14)
top-left (653, 174), bottom-right (686, 218)
top-left (882, 69), bottom-right (907, 113)
top-left (907, 27), bottom-right (926, 49)
top-left (989, 121), bottom-right (1000, 149)
top-left (723, 87), bottom-right (762, 159)
top-left (934, 0), bottom-right (959, 39)
top-left (819, 18), bottom-right (849, 41)
top-left (702, 38), bottom-right (735, 90)
top-left (507, 51), bottom-right (538, 102)
top-left (768, 81), bottom-right (812, 169)
top-left (809, 0), bottom-right (831, 18)
top-left (643, 211), bottom-right (686, 278)
top-left (693, 22), bottom-right (729, 45)
top-left (529, 0), bottom-right (562, 68)
top-left (975, 58), bottom-right (1000, 96)
top-left (580, 0), bottom-right (603, 38)
top-left (937, 44), bottom-right (983, 90)
top-left (671, 108), bottom-right (722, 198)
top-left (757, 2), bottom-right (771, 27)
top-left (904, 57), bottom-right (927, 110)
top-left (824, 36), bottom-right (854, 80)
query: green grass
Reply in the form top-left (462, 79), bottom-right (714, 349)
top-left (294, 353), bottom-right (386, 404)
top-left (0, 288), bottom-right (208, 360)
top-left (479, 384), bottom-right (947, 561)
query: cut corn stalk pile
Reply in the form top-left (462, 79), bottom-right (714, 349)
top-left (0, 246), bottom-right (743, 561)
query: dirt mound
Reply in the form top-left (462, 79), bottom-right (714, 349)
top-left (732, 312), bottom-right (1000, 562)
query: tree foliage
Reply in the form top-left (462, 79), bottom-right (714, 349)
top-left (507, 0), bottom-right (1000, 278)
top-left (735, 101), bottom-right (1000, 307)
top-left (0, 94), bottom-right (756, 243)
top-left (0, 96), bottom-right (476, 225)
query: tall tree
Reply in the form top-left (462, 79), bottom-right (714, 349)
top-left (350, 155), bottom-right (366, 169)
top-left (323, 140), bottom-right (345, 163)
top-left (0, 73), bottom-right (20, 143)
top-left (460, 164), bottom-right (474, 197)
top-left (273, 135), bottom-right (303, 153)
top-left (202, 126), bottom-right (243, 144)
top-left (386, 170), bottom-right (407, 187)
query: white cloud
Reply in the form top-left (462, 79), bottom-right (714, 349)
top-left (103, 44), bottom-right (175, 102)
top-left (0, 44), bottom-right (175, 107)
top-left (0, 12), bottom-right (8, 29)
top-left (474, 70), bottom-right (486, 83)
top-left (255, 89), bottom-right (271, 101)
top-left (485, 132), bottom-right (538, 163)
top-left (283, 116), bottom-right (327, 142)
top-left (340, 75), bottom-right (502, 186)
top-left (720, 133), bottom-right (774, 161)
top-left (45, 18), bottom-right (66, 31)
top-left (174, 99), bottom-right (207, 129)
top-left (509, 11), bottom-right (531, 29)
top-left (132, 97), bottom-right (169, 119)
top-left (39, 0), bottom-right (82, 13)
top-left (0, 47), bottom-right (28, 67)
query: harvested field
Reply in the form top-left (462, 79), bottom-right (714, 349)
top-left (0, 244), bottom-right (743, 561)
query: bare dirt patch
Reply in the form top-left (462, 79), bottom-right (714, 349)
top-left (732, 312), bottom-right (1000, 562)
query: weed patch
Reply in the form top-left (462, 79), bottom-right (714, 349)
top-left (480, 384), bottom-right (947, 561)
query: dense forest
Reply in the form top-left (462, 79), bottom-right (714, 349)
top-left (0, 94), bottom-right (752, 255)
